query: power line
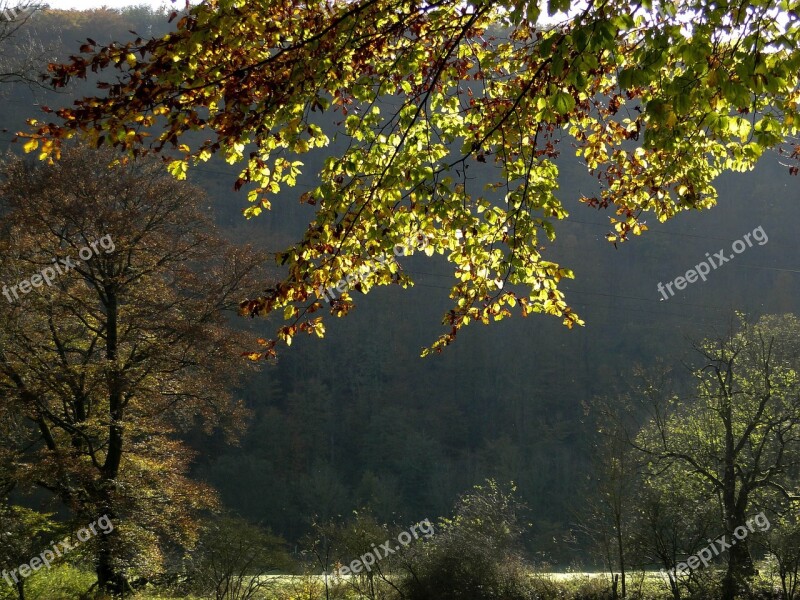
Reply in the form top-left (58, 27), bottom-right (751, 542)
top-left (404, 280), bottom-right (728, 325)
top-left (555, 217), bottom-right (744, 242)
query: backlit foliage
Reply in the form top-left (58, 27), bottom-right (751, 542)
top-left (23, 0), bottom-right (800, 355)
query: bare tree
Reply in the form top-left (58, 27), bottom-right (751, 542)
top-left (0, 1), bottom-right (52, 88)
top-left (579, 396), bottom-right (642, 599)
top-left (189, 515), bottom-right (289, 600)
top-left (761, 511), bottom-right (800, 600)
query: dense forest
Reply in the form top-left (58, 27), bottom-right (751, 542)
top-left (1, 4), bottom-right (799, 600)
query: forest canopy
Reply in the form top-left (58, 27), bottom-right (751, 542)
top-left (22, 0), bottom-right (800, 355)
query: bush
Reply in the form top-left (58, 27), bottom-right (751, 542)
top-left (187, 514), bottom-right (291, 600)
top-left (306, 511), bottom-right (396, 600)
top-left (396, 480), bottom-right (533, 600)
top-left (16, 564), bottom-right (96, 600)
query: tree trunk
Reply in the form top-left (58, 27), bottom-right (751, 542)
top-left (780, 567), bottom-right (788, 600)
top-left (721, 418), bottom-right (753, 600)
top-left (721, 502), bottom-right (755, 600)
top-left (15, 577), bottom-right (25, 600)
top-left (95, 289), bottom-right (128, 596)
top-left (667, 571), bottom-right (681, 600)
top-left (97, 529), bottom-right (128, 596)
top-left (722, 538), bottom-right (754, 600)
top-left (615, 526), bottom-right (626, 598)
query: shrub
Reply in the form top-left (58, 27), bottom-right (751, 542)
top-left (396, 480), bottom-right (533, 600)
top-left (187, 514), bottom-right (291, 600)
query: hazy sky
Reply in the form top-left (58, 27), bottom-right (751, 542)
top-left (43, 1), bottom-right (173, 8)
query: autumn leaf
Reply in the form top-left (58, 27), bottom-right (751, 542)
top-left (23, 0), bottom-right (800, 355)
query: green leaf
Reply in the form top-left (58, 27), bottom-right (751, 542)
top-left (552, 91), bottom-right (576, 115)
top-left (547, 0), bottom-right (571, 14)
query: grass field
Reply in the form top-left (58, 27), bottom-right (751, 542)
top-left (3, 564), bottom-right (788, 600)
